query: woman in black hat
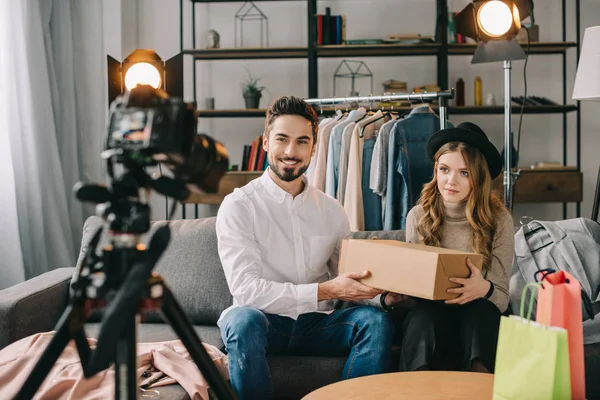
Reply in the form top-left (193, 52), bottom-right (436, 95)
top-left (382, 122), bottom-right (515, 373)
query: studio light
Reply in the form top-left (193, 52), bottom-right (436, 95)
top-left (455, 0), bottom-right (531, 64)
top-left (454, 0), bottom-right (534, 211)
top-left (107, 49), bottom-right (184, 106)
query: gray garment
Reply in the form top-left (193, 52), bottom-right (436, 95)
top-left (369, 118), bottom-right (398, 217)
top-left (325, 109), bottom-right (366, 197)
top-left (511, 217), bottom-right (600, 344)
top-left (336, 122), bottom-right (357, 204)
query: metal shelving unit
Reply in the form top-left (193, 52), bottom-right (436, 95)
top-left (180, 0), bottom-right (582, 217)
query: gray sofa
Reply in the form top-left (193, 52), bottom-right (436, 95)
top-left (1, 216), bottom-right (600, 399)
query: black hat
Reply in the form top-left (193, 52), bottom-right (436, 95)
top-left (427, 122), bottom-right (502, 179)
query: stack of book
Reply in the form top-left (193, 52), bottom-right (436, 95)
top-left (316, 7), bottom-right (346, 45)
top-left (242, 135), bottom-right (268, 172)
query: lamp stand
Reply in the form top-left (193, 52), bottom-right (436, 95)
top-left (503, 60), bottom-right (520, 211)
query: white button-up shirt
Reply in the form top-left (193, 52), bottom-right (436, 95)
top-left (216, 169), bottom-right (351, 323)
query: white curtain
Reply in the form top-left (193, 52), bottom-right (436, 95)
top-left (0, 0), bottom-right (105, 288)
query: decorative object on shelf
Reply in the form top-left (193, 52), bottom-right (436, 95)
top-left (206, 30), bottom-right (220, 49)
top-left (455, 77), bottom-right (465, 106)
top-left (382, 79), bottom-right (407, 93)
top-left (474, 76), bottom-right (482, 106)
top-left (235, 1), bottom-right (268, 48)
top-left (333, 60), bottom-right (373, 97)
top-left (241, 68), bottom-right (264, 109)
top-left (205, 97), bottom-right (215, 110)
top-left (485, 93), bottom-right (497, 106)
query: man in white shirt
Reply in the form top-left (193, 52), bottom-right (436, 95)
top-left (216, 96), bottom-right (394, 399)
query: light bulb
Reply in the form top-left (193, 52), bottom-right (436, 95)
top-left (124, 62), bottom-right (161, 91)
top-left (477, 1), bottom-right (514, 38)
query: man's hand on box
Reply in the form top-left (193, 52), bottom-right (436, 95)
top-left (444, 258), bottom-right (491, 305)
top-left (318, 271), bottom-right (384, 302)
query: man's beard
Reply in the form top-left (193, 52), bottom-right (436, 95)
top-left (271, 158), bottom-right (309, 182)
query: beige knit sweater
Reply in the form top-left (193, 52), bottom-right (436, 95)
top-left (405, 201), bottom-right (515, 312)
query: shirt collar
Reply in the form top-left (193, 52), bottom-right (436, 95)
top-left (409, 105), bottom-right (432, 115)
top-left (260, 168), bottom-right (310, 204)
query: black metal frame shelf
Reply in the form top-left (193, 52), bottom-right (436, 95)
top-left (182, 0), bottom-right (582, 217)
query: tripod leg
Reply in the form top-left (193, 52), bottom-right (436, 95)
top-left (14, 305), bottom-right (76, 400)
top-left (160, 285), bottom-right (238, 400)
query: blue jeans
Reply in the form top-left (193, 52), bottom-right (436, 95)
top-left (219, 305), bottom-right (394, 400)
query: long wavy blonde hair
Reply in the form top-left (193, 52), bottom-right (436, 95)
top-left (417, 141), bottom-right (506, 271)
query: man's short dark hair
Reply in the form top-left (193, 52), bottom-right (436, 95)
top-left (265, 96), bottom-right (319, 143)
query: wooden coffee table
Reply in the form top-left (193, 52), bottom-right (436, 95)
top-left (302, 371), bottom-right (494, 399)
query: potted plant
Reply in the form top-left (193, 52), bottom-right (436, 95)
top-left (241, 68), bottom-right (264, 109)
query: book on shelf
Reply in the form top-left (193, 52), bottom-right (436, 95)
top-left (242, 135), bottom-right (268, 172)
top-left (316, 7), bottom-right (345, 45)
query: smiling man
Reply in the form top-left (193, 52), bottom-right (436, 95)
top-left (215, 96), bottom-right (394, 400)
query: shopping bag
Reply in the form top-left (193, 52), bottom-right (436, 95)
top-left (493, 283), bottom-right (571, 400)
top-left (536, 270), bottom-right (586, 400)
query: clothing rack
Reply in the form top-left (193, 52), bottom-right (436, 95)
top-left (304, 89), bottom-right (455, 130)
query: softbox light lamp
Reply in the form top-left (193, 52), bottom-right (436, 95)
top-left (455, 0), bottom-right (534, 211)
top-left (107, 49), bottom-right (184, 106)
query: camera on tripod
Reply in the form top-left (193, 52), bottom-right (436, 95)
top-left (15, 80), bottom-right (238, 399)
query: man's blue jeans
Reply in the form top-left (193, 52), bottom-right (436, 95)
top-left (219, 305), bottom-right (394, 400)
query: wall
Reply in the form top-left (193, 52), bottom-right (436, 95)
top-left (107, 0), bottom-right (600, 223)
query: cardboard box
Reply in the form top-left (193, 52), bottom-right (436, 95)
top-left (338, 239), bottom-right (483, 300)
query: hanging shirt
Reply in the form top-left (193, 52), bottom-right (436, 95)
top-left (325, 108), bottom-right (367, 198)
top-left (306, 117), bottom-right (334, 185)
top-left (343, 111), bottom-right (384, 231)
top-left (310, 117), bottom-right (339, 191)
top-left (216, 169), bottom-right (351, 323)
top-left (336, 121), bottom-right (357, 204)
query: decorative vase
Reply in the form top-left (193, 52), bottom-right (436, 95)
top-left (244, 92), bottom-right (261, 109)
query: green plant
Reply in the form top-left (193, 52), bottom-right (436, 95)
top-left (241, 68), bottom-right (264, 96)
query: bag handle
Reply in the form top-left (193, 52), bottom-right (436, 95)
top-left (520, 282), bottom-right (541, 321)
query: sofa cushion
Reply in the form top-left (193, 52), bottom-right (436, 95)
top-left (77, 216), bottom-right (232, 325)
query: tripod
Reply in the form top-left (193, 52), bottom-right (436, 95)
top-left (14, 171), bottom-right (237, 400)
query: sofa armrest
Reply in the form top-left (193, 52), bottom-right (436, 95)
top-left (0, 267), bottom-right (75, 350)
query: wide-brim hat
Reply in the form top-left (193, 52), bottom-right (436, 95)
top-left (427, 122), bottom-right (502, 179)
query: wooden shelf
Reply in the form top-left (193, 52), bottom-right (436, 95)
top-left (317, 43), bottom-right (440, 57)
top-left (493, 169), bottom-right (582, 203)
top-left (184, 42), bottom-right (576, 60)
top-left (183, 47), bottom-right (307, 60)
top-left (449, 42), bottom-right (577, 55)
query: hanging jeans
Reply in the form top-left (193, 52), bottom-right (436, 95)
top-left (362, 138), bottom-right (382, 230)
top-left (385, 113), bottom-right (453, 229)
top-left (384, 124), bottom-right (409, 230)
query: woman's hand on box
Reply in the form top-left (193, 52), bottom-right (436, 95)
top-left (445, 258), bottom-right (491, 305)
